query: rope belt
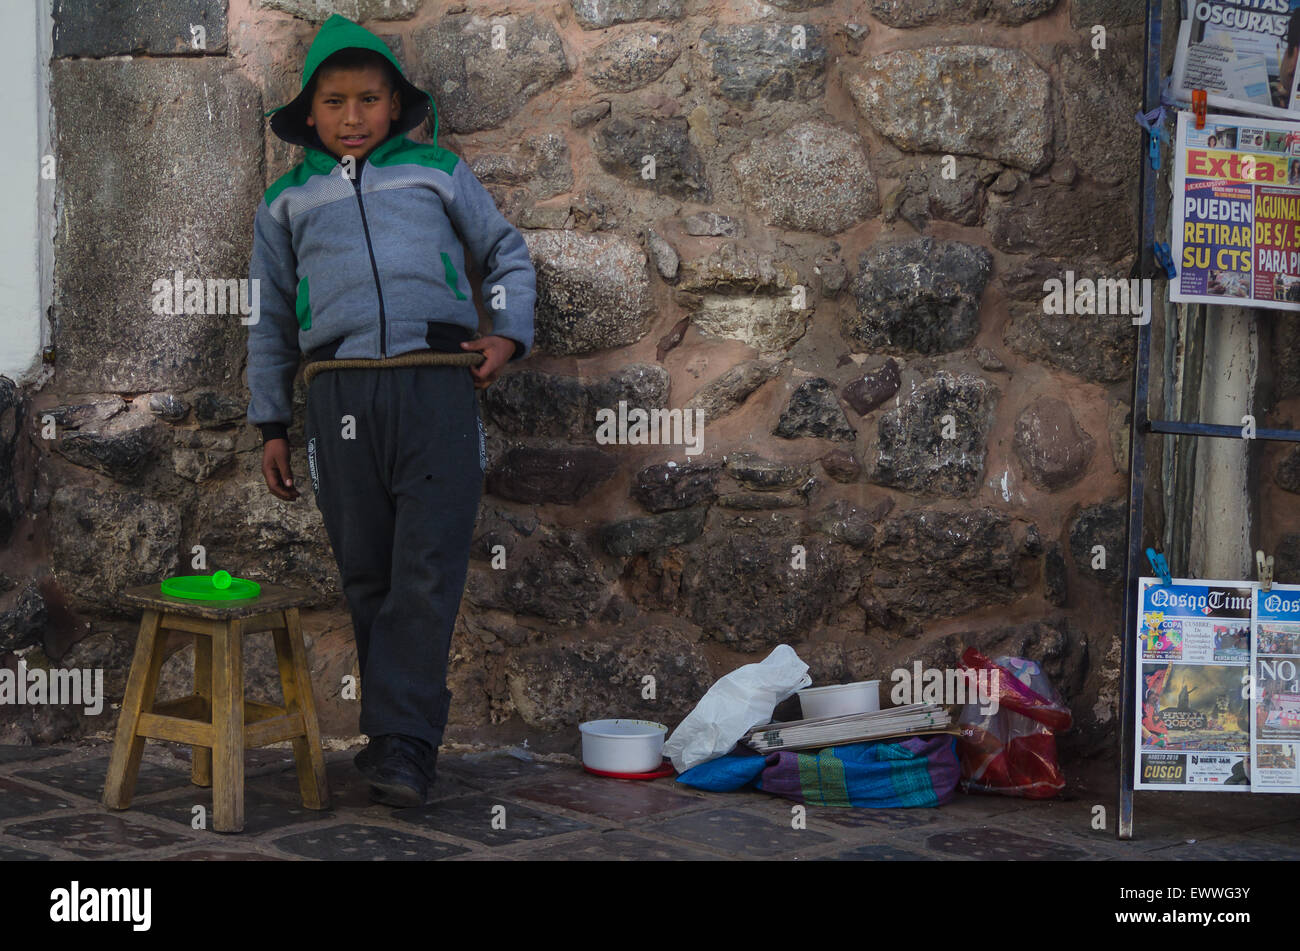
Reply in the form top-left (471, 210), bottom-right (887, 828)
top-left (303, 350), bottom-right (485, 387)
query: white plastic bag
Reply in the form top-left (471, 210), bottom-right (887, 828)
top-left (664, 644), bottom-right (812, 772)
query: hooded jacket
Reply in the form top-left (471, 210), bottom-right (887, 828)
top-left (247, 14), bottom-right (536, 442)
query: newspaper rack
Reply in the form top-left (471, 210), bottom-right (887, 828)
top-left (1122, 0), bottom-right (1300, 835)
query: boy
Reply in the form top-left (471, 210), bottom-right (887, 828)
top-left (246, 14), bottom-right (536, 806)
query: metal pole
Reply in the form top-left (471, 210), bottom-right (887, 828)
top-left (1119, 0), bottom-right (1166, 841)
top-left (1149, 419), bottom-right (1300, 442)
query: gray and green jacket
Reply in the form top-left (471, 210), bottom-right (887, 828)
top-left (246, 14), bottom-right (536, 442)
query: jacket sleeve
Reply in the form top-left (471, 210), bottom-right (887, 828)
top-left (446, 159), bottom-right (537, 362)
top-left (246, 199), bottom-right (301, 441)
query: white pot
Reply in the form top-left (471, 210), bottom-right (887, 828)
top-left (798, 681), bottom-right (881, 719)
top-left (579, 719), bottom-right (667, 774)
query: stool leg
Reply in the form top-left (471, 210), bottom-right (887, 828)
top-left (192, 633), bottom-right (213, 788)
top-left (211, 618), bottom-right (245, 833)
top-left (103, 610), bottom-right (166, 810)
top-left (272, 609), bottom-right (329, 810)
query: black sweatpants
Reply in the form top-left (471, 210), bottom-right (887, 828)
top-left (304, 364), bottom-right (484, 750)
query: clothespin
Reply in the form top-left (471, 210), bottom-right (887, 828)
top-left (1192, 89), bottom-right (1207, 130)
top-left (1257, 550), bottom-right (1275, 592)
top-left (1134, 105), bottom-right (1168, 170)
top-left (1153, 242), bottom-right (1177, 279)
top-left (1146, 547), bottom-right (1172, 586)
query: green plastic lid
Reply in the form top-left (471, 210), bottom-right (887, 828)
top-left (161, 573), bottom-right (261, 601)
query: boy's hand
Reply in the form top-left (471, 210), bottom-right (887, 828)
top-left (262, 438), bottom-right (300, 501)
top-left (461, 335), bottom-right (516, 389)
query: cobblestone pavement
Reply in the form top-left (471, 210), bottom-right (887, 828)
top-left (1, 739), bottom-right (1297, 860)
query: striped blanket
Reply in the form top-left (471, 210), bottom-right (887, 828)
top-left (674, 735), bottom-right (960, 808)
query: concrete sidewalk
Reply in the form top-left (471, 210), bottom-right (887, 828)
top-left (1, 738), bottom-right (1297, 860)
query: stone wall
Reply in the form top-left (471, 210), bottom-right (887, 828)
top-left (0, 0), bottom-right (1144, 756)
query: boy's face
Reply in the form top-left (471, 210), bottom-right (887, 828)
top-left (306, 64), bottom-right (400, 163)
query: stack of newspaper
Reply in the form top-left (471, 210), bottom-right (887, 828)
top-left (743, 703), bottom-right (954, 753)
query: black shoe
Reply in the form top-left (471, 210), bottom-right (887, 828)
top-left (354, 735), bottom-right (438, 778)
top-left (363, 735), bottom-right (438, 807)
top-left (353, 734), bottom-right (393, 779)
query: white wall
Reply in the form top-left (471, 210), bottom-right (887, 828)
top-left (0, 0), bottom-right (50, 384)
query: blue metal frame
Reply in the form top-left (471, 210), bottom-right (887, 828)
top-left (1148, 420), bottom-right (1300, 443)
top-left (1119, 0), bottom-right (1164, 841)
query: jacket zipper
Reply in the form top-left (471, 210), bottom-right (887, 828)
top-left (351, 163), bottom-right (388, 357)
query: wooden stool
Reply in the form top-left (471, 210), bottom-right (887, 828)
top-left (103, 582), bottom-right (330, 833)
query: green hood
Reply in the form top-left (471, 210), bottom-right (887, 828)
top-left (266, 13), bottom-right (437, 153)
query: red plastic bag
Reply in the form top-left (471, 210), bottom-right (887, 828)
top-left (956, 649), bottom-right (1072, 799)
top-left (960, 648), bottom-right (1072, 730)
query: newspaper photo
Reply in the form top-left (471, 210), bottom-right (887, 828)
top-left (1251, 583), bottom-right (1300, 792)
top-left (1171, 110), bottom-right (1300, 311)
top-left (1172, 0), bottom-right (1300, 119)
top-left (1135, 578), bottom-right (1253, 791)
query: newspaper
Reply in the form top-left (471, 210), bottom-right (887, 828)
top-left (1250, 584), bottom-right (1300, 792)
top-left (1134, 578), bottom-right (1254, 791)
top-left (1171, 110), bottom-right (1300, 311)
top-left (1172, 0), bottom-right (1300, 120)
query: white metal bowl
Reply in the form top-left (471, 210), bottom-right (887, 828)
top-left (578, 718), bottom-right (667, 774)
top-left (798, 680), bottom-right (881, 719)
